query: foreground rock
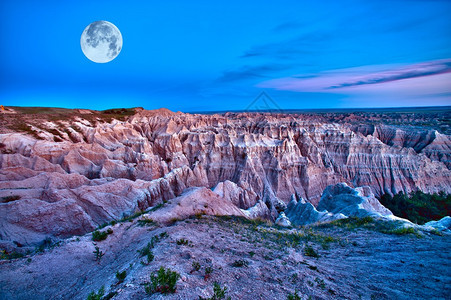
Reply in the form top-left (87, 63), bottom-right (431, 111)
top-left (0, 216), bottom-right (449, 299)
top-left (148, 187), bottom-right (246, 224)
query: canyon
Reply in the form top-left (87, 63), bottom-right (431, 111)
top-left (0, 106), bottom-right (450, 299)
top-left (0, 107), bottom-right (450, 247)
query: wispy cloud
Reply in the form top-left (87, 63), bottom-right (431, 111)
top-left (240, 32), bottom-right (330, 59)
top-left (258, 59), bottom-right (451, 92)
top-left (272, 21), bottom-right (305, 32)
top-left (217, 64), bottom-right (292, 82)
top-left (327, 59), bottom-right (451, 89)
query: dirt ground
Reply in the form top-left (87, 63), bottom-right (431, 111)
top-left (0, 215), bottom-right (450, 300)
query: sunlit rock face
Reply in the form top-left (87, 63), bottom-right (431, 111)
top-left (0, 108), bottom-right (450, 245)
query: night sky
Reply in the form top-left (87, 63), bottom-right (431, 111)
top-left (1, 0), bottom-right (450, 112)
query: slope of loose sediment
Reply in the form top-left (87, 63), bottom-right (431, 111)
top-left (0, 216), bottom-right (449, 299)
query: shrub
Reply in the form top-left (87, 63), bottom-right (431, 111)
top-left (176, 238), bottom-right (191, 246)
top-left (93, 246), bottom-right (105, 262)
top-left (0, 250), bottom-right (24, 260)
top-left (204, 266), bottom-right (213, 280)
top-left (191, 261), bottom-right (201, 273)
top-left (139, 243), bottom-right (154, 265)
top-left (231, 259), bottom-right (249, 267)
top-left (87, 286), bottom-right (104, 300)
top-left (118, 210), bottom-right (146, 223)
top-left (116, 270), bottom-right (127, 283)
top-left (199, 282), bottom-right (231, 300)
top-left (92, 230), bottom-right (112, 242)
top-left (379, 191), bottom-right (451, 225)
top-left (315, 277), bottom-right (326, 289)
top-left (138, 218), bottom-right (155, 227)
top-left (304, 245), bottom-right (319, 258)
top-left (36, 237), bottom-right (53, 253)
top-left (287, 290), bottom-right (301, 300)
top-left (144, 267), bottom-right (180, 295)
top-left (149, 203), bottom-right (164, 212)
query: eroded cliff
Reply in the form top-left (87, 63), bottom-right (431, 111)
top-left (0, 107), bottom-right (450, 245)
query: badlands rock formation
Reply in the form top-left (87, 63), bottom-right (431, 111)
top-left (0, 107), bottom-right (450, 246)
top-left (285, 183), bottom-right (393, 226)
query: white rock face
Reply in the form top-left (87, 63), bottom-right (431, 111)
top-left (425, 216), bottom-right (451, 232)
top-left (285, 183), bottom-right (392, 226)
top-left (317, 183), bottom-right (393, 218)
top-left (148, 187), bottom-right (246, 224)
top-left (241, 200), bottom-right (271, 220)
top-left (275, 212), bottom-right (292, 227)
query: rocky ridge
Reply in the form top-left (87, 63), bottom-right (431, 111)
top-left (0, 108), bottom-right (450, 247)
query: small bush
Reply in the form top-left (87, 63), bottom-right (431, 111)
top-left (204, 266), bottom-right (213, 280)
top-left (231, 259), bottom-right (249, 267)
top-left (144, 267), bottom-right (180, 295)
top-left (315, 277), bottom-right (326, 289)
top-left (0, 250), bottom-right (24, 260)
top-left (191, 261), bottom-right (201, 273)
top-left (176, 238), bottom-right (192, 246)
top-left (287, 290), bottom-right (301, 300)
top-left (35, 237), bottom-right (53, 253)
top-left (93, 246), bottom-right (105, 262)
top-left (116, 270), bottom-right (127, 283)
top-left (87, 286), bottom-right (104, 300)
top-left (199, 282), bottom-right (231, 300)
top-left (139, 243), bottom-right (154, 265)
top-left (138, 218), bottom-right (155, 227)
top-left (304, 245), bottom-right (319, 258)
top-left (92, 229), bottom-right (112, 242)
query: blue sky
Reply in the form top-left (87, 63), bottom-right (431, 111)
top-left (1, 0), bottom-right (450, 111)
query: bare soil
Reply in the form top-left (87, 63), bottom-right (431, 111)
top-left (0, 216), bottom-right (450, 300)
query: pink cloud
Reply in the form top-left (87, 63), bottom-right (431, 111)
top-left (257, 59), bottom-right (451, 97)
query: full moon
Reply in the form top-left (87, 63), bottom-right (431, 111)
top-left (80, 21), bottom-right (122, 63)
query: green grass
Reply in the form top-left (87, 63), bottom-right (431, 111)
top-left (317, 216), bottom-right (375, 230)
top-left (137, 218), bottom-right (155, 227)
top-left (317, 216), bottom-right (423, 237)
top-left (382, 226), bottom-right (421, 237)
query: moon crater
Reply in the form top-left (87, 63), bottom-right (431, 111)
top-left (81, 21), bottom-right (122, 63)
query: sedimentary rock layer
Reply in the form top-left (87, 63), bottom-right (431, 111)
top-left (0, 108), bottom-right (450, 245)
